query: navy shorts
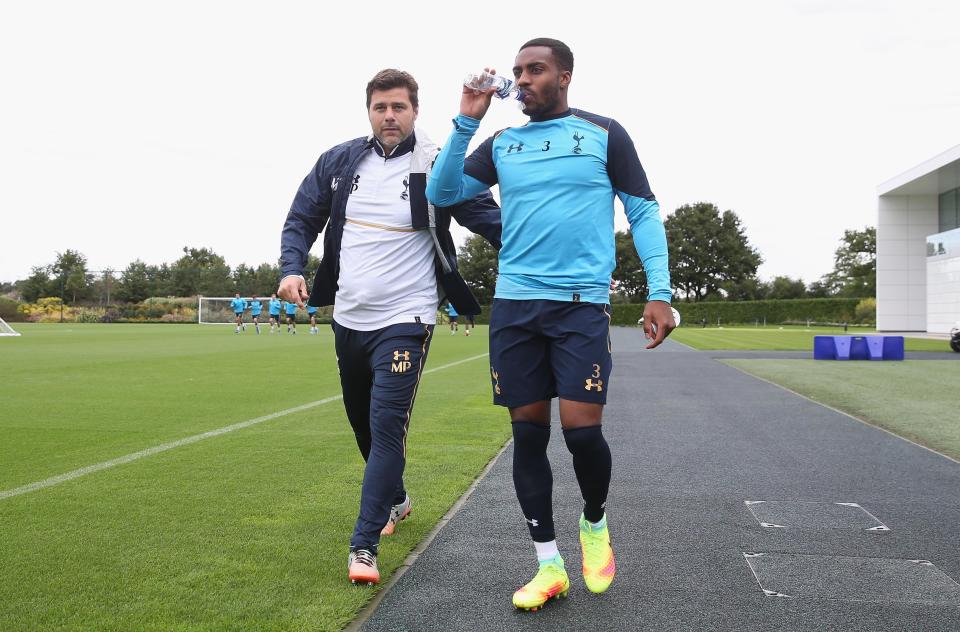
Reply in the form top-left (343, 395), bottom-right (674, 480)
top-left (489, 298), bottom-right (612, 407)
top-left (234, 312), bottom-right (243, 317)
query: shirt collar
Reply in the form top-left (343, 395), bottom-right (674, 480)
top-left (528, 108), bottom-right (572, 123)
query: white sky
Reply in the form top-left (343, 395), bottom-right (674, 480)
top-left (2, 0), bottom-right (958, 286)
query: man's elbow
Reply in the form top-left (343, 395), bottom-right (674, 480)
top-left (426, 181), bottom-right (458, 207)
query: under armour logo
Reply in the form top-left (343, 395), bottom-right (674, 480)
top-left (572, 132), bottom-right (584, 154)
top-left (507, 143), bottom-right (524, 153)
top-left (391, 350), bottom-right (412, 373)
top-left (331, 176), bottom-right (341, 191)
top-left (491, 367), bottom-right (501, 395)
top-left (526, 517), bottom-right (539, 527)
top-left (350, 174), bottom-right (360, 193)
top-left (585, 378), bottom-right (604, 392)
top-left (401, 176), bottom-right (409, 200)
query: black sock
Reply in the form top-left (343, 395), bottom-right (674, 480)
top-left (512, 421), bottom-right (555, 542)
top-left (562, 425), bottom-right (612, 523)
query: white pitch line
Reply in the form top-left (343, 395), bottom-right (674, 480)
top-left (0, 353), bottom-right (489, 501)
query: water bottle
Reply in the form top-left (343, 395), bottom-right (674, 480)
top-left (463, 71), bottom-right (522, 100)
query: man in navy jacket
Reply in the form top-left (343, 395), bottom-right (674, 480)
top-left (278, 69), bottom-right (500, 585)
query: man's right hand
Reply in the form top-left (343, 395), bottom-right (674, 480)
top-left (277, 275), bottom-right (309, 308)
top-left (460, 66), bottom-right (498, 121)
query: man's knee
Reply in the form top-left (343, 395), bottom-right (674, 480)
top-left (509, 401), bottom-right (550, 425)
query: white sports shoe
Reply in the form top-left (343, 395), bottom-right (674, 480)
top-left (381, 495), bottom-right (412, 536)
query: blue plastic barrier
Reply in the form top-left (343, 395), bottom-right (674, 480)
top-left (813, 335), bottom-right (904, 361)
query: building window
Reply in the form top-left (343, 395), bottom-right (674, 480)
top-left (940, 188), bottom-right (959, 233)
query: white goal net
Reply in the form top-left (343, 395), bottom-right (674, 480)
top-left (198, 296), bottom-right (274, 324)
top-left (0, 317), bottom-right (21, 336)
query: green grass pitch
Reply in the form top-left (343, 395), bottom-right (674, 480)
top-left (0, 323), bottom-right (509, 631)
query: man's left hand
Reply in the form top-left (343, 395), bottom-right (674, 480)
top-left (642, 300), bottom-right (675, 349)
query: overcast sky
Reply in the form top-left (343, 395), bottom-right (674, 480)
top-left (2, 0), bottom-right (958, 286)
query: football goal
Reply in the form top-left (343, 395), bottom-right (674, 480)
top-left (197, 296), bottom-right (266, 324)
top-left (0, 316), bottom-right (21, 336)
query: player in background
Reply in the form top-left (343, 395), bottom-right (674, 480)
top-left (268, 293), bottom-right (283, 333)
top-left (308, 304), bottom-right (319, 334)
top-left (284, 300), bottom-right (298, 334)
top-left (464, 312), bottom-right (475, 336)
top-left (248, 296), bottom-right (263, 334)
top-left (446, 301), bottom-right (459, 335)
top-left (230, 293), bottom-right (247, 334)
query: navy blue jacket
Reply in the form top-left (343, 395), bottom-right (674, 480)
top-left (280, 133), bottom-right (501, 315)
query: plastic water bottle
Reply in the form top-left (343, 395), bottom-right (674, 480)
top-left (463, 71), bottom-right (522, 100)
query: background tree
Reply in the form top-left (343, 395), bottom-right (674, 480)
top-left (17, 266), bottom-right (54, 303)
top-left (805, 279), bottom-right (832, 298)
top-left (150, 263), bottom-right (173, 297)
top-left (612, 231), bottom-right (647, 303)
top-left (254, 262), bottom-right (282, 297)
top-left (766, 275), bottom-right (807, 299)
top-left (116, 260), bottom-right (153, 303)
top-left (51, 250), bottom-right (92, 304)
top-left (456, 235), bottom-right (499, 305)
top-left (722, 277), bottom-right (769, 301)
top-left (821, 227), bottom-right (876, 298)
top-left (90, 268), bottom-right (117, 305)
top-left (232, 264), bottom-right (257, 295)
top-left (170, 247), bottom-right (232, 296)
top-left (665, 202), bottom-right (763, 301)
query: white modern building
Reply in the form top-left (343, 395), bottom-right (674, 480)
top-left (877, 144), bottom-right (960, 333)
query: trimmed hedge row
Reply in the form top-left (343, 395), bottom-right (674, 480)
top-left (462, 298), bottom-right (864, 326)
top-left (608, 298), bottom-right (863, 326)
top-left (5, 297), bottom-right (866, 327)
top-left (0, 296), bottom-right (25, 322)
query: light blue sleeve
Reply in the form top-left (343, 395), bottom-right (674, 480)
top-left (617, 191), bottom-right (672, 303)
top-left (427, 115), bottom-right (491, 206)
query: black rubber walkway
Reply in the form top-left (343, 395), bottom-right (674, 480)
top-left (359, 328), bottom-right (960, 631)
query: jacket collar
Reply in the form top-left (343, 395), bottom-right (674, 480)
top-left (371, 132), bottom-right (416, 159)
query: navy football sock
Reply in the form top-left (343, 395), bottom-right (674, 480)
top-left (562, 425), bottom-right (612, 523)
top-left (511, 421), bottom-right (555, 542)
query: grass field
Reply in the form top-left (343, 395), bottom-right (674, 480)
top-left (671, 325), bottom-right (950, 352)
top-left (0, 323), bottom-right (509, 631)
top-left (723, 359), bottom-right (960, 461)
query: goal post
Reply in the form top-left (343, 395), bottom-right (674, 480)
top-left (199, 296), bottom-right (248, 325)
top-left (197, 296), bottom-right (284, 324)
top-left (0, 316), bottom-right (21, 336)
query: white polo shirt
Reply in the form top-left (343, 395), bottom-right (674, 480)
top-left (332, 146), bottom-right (439, 331)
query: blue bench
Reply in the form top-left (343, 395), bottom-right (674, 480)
top-left (813, 335), bottom-right (904, 361)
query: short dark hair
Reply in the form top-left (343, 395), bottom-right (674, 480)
top-left (366, 69), bottom-right (419, 109)
top-left (519, 38), bottom-right (574, 73)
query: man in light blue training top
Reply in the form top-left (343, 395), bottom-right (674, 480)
top-left (268, 293), bottom-right (283, 333)
top-left (283, 300), bottom-right (298, 334)
top-left (248, 296), bottom-right (263, 335)
top-left (445, 301), bottom-right (459, 335)
top-left (427, 38), bottom-right (675, 611)
top-left (230, 293), bottom-right (247, 334)
top-left (307, 304), bottom-right (319, 334)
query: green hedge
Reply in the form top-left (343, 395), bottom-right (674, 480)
top-left (461, 298), bottom-right (864, 327)
top-left (0, 296), bottom-right (25, 322)
top-left (608, 298), bottom-right (862, 326)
